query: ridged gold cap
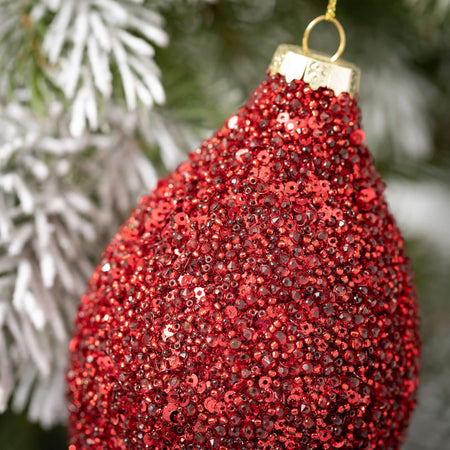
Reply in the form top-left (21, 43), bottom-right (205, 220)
top-left (269, 44), bottom-right (360, 98)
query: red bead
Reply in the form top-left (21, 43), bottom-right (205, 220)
top-left (67, 74), bottom-right (420, 449)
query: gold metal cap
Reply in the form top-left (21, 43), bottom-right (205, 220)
top-left (268, 45), bottom-right (360, 97)
top-left (268, 16), bottom-right (360, 97)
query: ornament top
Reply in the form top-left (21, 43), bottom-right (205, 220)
top-left (269, 44), bottom-right (360, 98)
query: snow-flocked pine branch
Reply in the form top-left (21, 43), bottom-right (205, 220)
top-left (0, 0), bottom-right (191, 426)
top-left (40, 0), bottom-right (169, 136)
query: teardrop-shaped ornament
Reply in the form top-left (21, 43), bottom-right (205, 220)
top-left (67, 13), bottom-right (420, 450)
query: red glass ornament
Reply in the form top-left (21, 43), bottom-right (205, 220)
top-left (67, 72), bottom-right (420, 449)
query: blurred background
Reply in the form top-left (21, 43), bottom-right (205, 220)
top-left (0, 0), bottom-right (449, 448)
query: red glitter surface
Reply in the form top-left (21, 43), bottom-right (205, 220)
top-left (67, 74), bottom-right (420, 449)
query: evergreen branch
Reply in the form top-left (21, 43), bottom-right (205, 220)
top-left (0, 0), bottom-right (170, 136)
top-left (40, 0), bottom-right (169, 136)
top-left (0, 101), bottom-right (177, 425)
top-left (405, 0), bottom-right (450, 22)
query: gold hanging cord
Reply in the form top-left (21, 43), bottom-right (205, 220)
top-left (302, 0), bottom-right (346, 63)
top-left (325, 0), bottom-right (338, 20)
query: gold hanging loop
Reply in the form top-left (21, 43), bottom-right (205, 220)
top-left (302, 15), bottom-right (346, 62)
top-left (302, 0), bottom-right (345, 62)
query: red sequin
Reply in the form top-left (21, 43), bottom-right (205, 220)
top-left (67, 74), bottom-right (420, 449)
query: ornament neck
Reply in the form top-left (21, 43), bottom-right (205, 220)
top-left (268, 44), bottom-right (360, 98)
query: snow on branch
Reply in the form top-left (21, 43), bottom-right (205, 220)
top-left (404, 0), bottom-right (450, 21)
top-left (37, 0), bottom-right (168, 136)
top-left (0, 101), bottom-right (161, 426)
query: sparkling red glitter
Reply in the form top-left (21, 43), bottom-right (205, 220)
top-left (67, 74), bottom-right (421, 449)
